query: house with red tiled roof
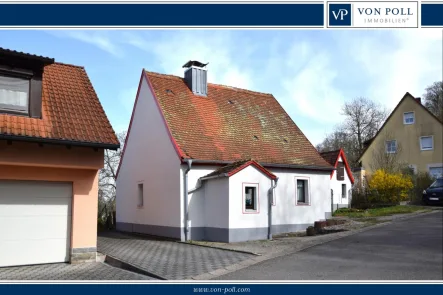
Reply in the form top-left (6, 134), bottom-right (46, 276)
top-left (320, 149), bottom-right (354, 212)
top-left (116, 61), bottom-right (334, 242)
top-left (0, 48), bottom-right (119, 267)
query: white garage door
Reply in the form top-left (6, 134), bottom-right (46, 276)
top-left (0, 181), bottom-right (72, 267)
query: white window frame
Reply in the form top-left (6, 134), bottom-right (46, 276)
top-left (137, 182), bottom-right (144, 208)
top-left (403, 112), bottom-right (415, 125)
top-left (385, 140), bottom-right (397, 154)
top-left (295, 177), bottom-right (310, 206)
top-left (243, 183), bottom-right (259, 214)
top-left (420, 136), bottom-right (434, 151)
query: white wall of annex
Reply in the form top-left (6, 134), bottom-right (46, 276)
top-left (270, 168), bottom-right (331, 226)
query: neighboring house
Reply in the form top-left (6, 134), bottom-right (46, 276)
top-left (320, 149), bottom-right (355, 212)
top-left (0, 48), bottom-right (119, 267)
top-left (116, 61), bottom-right (334, 243)
top-left (358, 92), bottom-right (443, 179)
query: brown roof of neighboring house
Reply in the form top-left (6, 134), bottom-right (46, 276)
top-left (320, 148), bottom-right (355, 184)
top-left (142, 70), bottom-right (333, 169)
top-left (203, 159), bottom-right (277, 180)
top-left (0, 61), bottom-right (120, 149)
top-left (320, 150), bottom-right (341, 166)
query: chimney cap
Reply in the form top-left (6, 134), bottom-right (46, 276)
top-left (182, 60), bottom-right (208, 68)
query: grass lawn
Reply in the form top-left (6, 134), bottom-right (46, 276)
top-left (333, 205), bottom-right (431, 218)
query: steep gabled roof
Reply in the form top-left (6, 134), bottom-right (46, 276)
top-left (203, 159), bottom-right (277, 180)
top-left (0, 54), bottom-right (119, 149)
top-left (320, 150), bottom-right (341, 166)
top-left (143, 70), bottom-right (332, 169)
top-left (358, 92), bottom-right (443, 162)
top-left (320, 148), bottom-right (355, 184)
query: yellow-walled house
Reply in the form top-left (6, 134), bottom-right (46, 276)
top-left (358, 92), bottom-right (443, 179)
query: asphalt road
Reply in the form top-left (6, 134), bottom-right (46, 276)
top-left (216, 211), bottom-right (443, 280)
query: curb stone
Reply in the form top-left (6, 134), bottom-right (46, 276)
top-left (176, 241), bottom-right (261, 256)
top-left (103, 253), bottom-right (167, 280)
top-left (190, 210), bottom-right (440, 280)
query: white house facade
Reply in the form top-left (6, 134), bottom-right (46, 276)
top-left (116, 61), bottom-right (335, 243)
top-left (320, 149), bottom-right (355, 212)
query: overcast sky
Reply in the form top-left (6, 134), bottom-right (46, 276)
top-left (0, 29), bottom-right (441, 145)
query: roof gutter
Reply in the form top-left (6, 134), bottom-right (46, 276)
top-left (0, 134), bottom-right (120, 150)
top-left (182, 159), bottom-right (334, 171)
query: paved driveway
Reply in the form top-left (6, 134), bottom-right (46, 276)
top-left (98, 232), bottom-right (255, 280)
top-left (0, 262), bottom-right (153, 280)
top-left (216, 211), bottom-right (443, 280)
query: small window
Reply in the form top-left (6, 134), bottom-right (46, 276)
top-left (296, 179), bottom-right (309, 205)
top-left (420, 136), bottom-right (433, 151)
top-left (342, 184), bottom-right (347, 198)
top-left (0, 74), bottom-right (30, 113)
top-left (403, 112), bottom-right (415, 124)
top-left (137, 183), bottom-right (144, 208)
top-left (244, 186), bottom-right (257, 211)
top-left (385, 140), bottom-right (397, 154)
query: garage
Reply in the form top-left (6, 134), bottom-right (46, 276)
top-left (0, 181), bottom-right (72, 267)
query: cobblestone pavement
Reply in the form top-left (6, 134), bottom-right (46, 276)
top-left (97, 232), bottom-right (255, 280)
top-left (0, 262), bottom-right (154, 280)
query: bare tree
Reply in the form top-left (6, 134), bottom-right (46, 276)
top-left (369, 131), bottom-right (407, 173)
top-left (317, 97), bottom-right (388, 168)
top-left (98, 131), bottom-right (126, 223)
top-left (342, 97), bottom-right (388, 155)
top-left (423, 81), bottom-right (443, 122)
top-left (316, 126), bottom-right (360, 167)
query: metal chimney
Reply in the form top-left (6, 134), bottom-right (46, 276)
top-left (183, 60), bottom-right (208, 96)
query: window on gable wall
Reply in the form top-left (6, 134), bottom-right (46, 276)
top-left (403, 112), bottom-right (415, 124)
top-left (336, 162), bottom-right (345, 181)
top-left (0, 74), bottom-right (30, 114)
top-left (137, 183), bottom-right (144, 208)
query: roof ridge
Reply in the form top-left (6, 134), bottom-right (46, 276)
top-left (145, 70), bottom-right (272, 97)
top-left (53, 62), bottom-right (85, 69)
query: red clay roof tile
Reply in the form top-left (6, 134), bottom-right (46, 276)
top-left (146, 71), bottom-right (332, 168)
top-left (0, 62), bottom-right (119, 148)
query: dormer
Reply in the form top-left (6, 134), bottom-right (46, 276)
top-left (0, 48), bottom-right (54, 118)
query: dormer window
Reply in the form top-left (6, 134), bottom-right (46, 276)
top-left (0, 74), bottom-right (30, 114)
top-left (0, 48), bottom-right (54, 119)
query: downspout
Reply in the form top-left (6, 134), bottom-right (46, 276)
top-left (268, 177), bottom-right (279, 240)
top-left (184, 159), bottom-right (192, 242)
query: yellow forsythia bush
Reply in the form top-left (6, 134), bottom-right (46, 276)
top-left (368, 169), bottom-right (414, 204)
